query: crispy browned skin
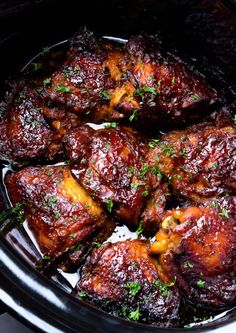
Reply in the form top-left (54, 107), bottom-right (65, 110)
top-left (150, 197), bottom-right (236, 307)
top-left (148, 123), bottom-right (236, 202)
top-left (44, 32), bottom-right (217, 126)
top-left (0, 84), bottom-right (80, 165)
top-left (6, 166), bottom-right (114, 260)
top-left (77, 239), bottom-right (180, 327)
top-left (65, 125), bottom-right (153, 227)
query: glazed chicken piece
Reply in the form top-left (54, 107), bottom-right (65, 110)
top-left (148, 122), bottom-right (236, 202)
top-left (6, 166), bottom-right (114, 265)
top-left (77, 239), bottom-right (180, 327)
top-left (65, 124), bottom-right (166, 229)
top-left (0, 83), bottom-right (80, 166)
top-left (44, 31), bottom-right (217, 126)
top-left (150, 196), bottom-right (236, 307)
top-left (65, 125), bottom-right (148, 227)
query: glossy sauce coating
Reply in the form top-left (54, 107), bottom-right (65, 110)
top-left (0, 29), bottom-right (235, 327)
top-left (77, 239), bottom-right (180, 327)
top-left (6, 166), bottom-right (114, 260)
top-left (65, 125), bottom-right (150, 227)
top-left (45, 31), bottom-right (217, 126)
top-left (0, 83), bottom-right (80, 166)
top-left (148, 122), bottom-right (236, 202)
top-left (150, 197), bottom-right (236, 307)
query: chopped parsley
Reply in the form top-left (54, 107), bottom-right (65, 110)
top-left (149, 166), bottom-right (163, 178)
top-left (180, 148), bottom-right (187, 158)
top-left (219, 208), bottom-right (229, 218)
top-left (136, 86), bottom-right (157, 101)
top-left (54, 211), bottom-right (60, 219)
top-left (104, 122), bottom-right (117, 129)
top-left (74, 66), bottom-right (79, 74)
top-left (92, 242), bottom-right (102, 248)
top-left (161, 145), bottom-right (174, 156)
top-left (42, 255), bottom-right (51, 261)
top-left (124, 282), bottom-right (141, 296)
top-left (47, 195), bottom-right (57, 206)
top-left (209, 162), bottom-right (218, 169)
top-left (128, 307), bottom-right (140, 321)
top-left (129, 110), bottom-right (138, 122)
top-left (102, 145), bottom-right (111, 152)
top-left (43, 77), bottom-right (51, 86)
top-left (137, 163), bottom-right (149, 179)
top-left (106, 199), bottom-right (114, 213)
top-left (148, 139), bottom-right (160, 149)
top-left (184, 262), bottom-right (194, 269)
top-left (11, 202), bottom-right (25, 223)
top-left (69, 232), bottom-right (76, 239)
top-left (78, 291), bottom-right (87, 299)
top-left (190, 93), bottom-right (200, 101)
top-left (153, 278), bottom-right (176, 297)
top-left (136, 221), bottom-right (143, 236)
top-left (0, 202), bottom-right (25, 233)
top-left (211, 201), bottom-right (219, 209)
top-left (56, 84), bottom-right (71, 93)
top-left (131, 182), bottom-right (142, 190)
top-left (100, 89), bottom-right (110, 100)
top-left (70, 242), bottom-right (83, 251)
top-left (196, 279), bottom-right (205, 288)
top-left (64, 68), bottom-right (71, 79)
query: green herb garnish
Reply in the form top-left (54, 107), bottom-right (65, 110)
top-left (54, 211), bottom-right (60, 219)
top-left (190, 93), bottom-right (200, 101)
top-left (196, 280), bottom-right (205, 288)
top-left (136, 86), bottom-right (157, 101)
top-left (129, 307), bottom-right (140, 321)
top-left (100, 89), bottom-right (110, 100)
top-left (106, 199), bottom-right (114, 213)
top-left (43, 77), bottom-right (51, 86)
top-left (42, 255), bottom-right (51, 261)
top-left (184, 262), bottom-right (194, 269)
top-left (56, 84), bottom-right (71, 93)
top-left (92, 242), bottom-right (102, 248)
top-left (104, 122), bottom-right (117, 129)
top-left (219, 208), bottom-right (229, 218)
top-left (129, 110), bottom-right (138, 122)
top-left (78, 291), bottom-right (87, 299)
top-left (136, 221), bottom-right (143, 236)
top-left (153, 278), bottom-right (176, 297)
top-left (161, 145), bottom-right (174, 156)
top-left (124, 282), bottom-right (141, 296)
top-left (148, 139), bottom-right (160, 149)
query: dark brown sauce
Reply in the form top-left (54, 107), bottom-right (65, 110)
top-left (0, 36), bottom-right (235, 328)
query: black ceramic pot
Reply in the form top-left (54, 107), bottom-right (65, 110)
top-left (0, 1), bottom-right (236, 332)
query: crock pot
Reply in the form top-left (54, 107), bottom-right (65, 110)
top-left (0, 1), bottom-right (236, 332)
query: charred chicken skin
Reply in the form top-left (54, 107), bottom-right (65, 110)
top-left (6, 166), bottom-right (114, 261)
top-left (150, 196), bottom-right (236, 307)
top-left (148, 122), bottom-right (236, 202)
top-left (77, 239), bottom-right (180, 327)
top-left (45, 31), bottom-right (217, 126)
